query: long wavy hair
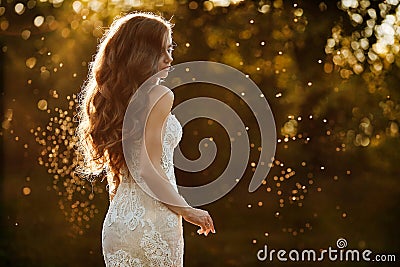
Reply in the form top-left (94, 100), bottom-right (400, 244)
top-left (76, 12), bottom-right (172, 199)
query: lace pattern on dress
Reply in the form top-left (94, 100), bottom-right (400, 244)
top-left (166, 214), bottom-right (179, 228)
top-left (103, 113), bottom-right (183, 267)
top-left (105, 249), bottom-right (143, 267)
top-left (106, 184), bottom-right (145, 231)
top-left (140, 219), bottom-right (174, 267)
top-left (161, 114), bottom-right (182, 189)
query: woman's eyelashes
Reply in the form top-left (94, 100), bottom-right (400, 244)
top-left (161, 47), bottom-right (173, 56)
top-left (167, 42), bottom-right (177, 55)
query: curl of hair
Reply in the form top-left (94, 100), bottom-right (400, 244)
top-left (76, 12), bottom-right (172, 199)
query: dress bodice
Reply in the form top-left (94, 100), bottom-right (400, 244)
top-left (121, 113), bottom-right (182, 187)
top-left (102, 113), bottom-right (184, 267)
top-left (161, 113), bottom-right (182, 187)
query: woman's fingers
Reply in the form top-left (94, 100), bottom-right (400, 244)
top-left (207, 217), bottom-right (216, 234)
top-left (197, 216), bottom-right (215, 236)
top-left (183, 208), bottom-right (216, 236)
top-left (204, 216), bottom-right (215, 234)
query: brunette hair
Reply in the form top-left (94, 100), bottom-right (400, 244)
top-left (76, 12), bottom-right (173, 198)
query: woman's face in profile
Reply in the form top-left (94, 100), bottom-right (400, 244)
top-left (157, 33), bottom-right (174, 78)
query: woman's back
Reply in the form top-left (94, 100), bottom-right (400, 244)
top-left (102, 113), bottom-right (184, 267)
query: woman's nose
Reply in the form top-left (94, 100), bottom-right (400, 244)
top-left (165, 53), bottom-right (173, 63)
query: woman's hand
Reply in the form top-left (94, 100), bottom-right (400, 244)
top-left (181, 207), bottom-right (216, 236)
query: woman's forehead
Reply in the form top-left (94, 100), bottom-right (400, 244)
top-left (163, 32), bottom-right (172, 46)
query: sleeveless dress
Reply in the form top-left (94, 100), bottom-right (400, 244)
top-left (102, 113), bottom-right (184, 267)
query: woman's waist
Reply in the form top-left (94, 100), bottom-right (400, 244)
top-left (120, 171), bottom-right (177, 186)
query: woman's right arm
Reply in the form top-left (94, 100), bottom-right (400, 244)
top-left (138, 85), bottom-right (215, 235)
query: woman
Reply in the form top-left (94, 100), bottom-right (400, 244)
top-left (77, 12), bottom-right (215, 266)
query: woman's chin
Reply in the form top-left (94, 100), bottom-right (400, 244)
top-left (158, 69), bottom-right (169, 79)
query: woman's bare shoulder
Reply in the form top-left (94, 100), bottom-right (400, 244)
top-left (150, 84), bottom-right (173, 99)
top-left (148, 85), bottom-right (174, 114)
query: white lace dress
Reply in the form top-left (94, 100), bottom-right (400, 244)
top-left (102, 113), bottom-right (184, 267)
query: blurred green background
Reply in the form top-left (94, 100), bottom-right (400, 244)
top-left (1, 0), bottom-right (399, 266)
